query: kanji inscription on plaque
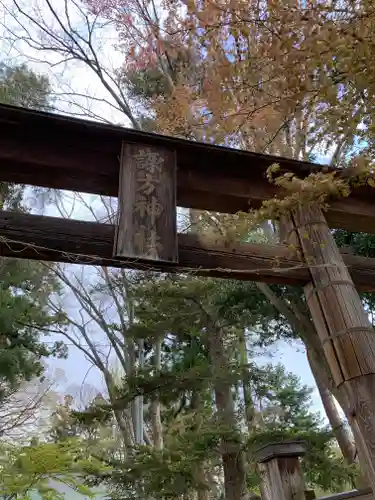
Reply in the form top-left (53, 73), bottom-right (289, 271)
top-left (114, 142), bottom-right (178, 263)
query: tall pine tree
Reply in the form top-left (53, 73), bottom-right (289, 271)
top-left (0, 63), bottom-right (66, 398)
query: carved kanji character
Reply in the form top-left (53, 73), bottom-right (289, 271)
top-left (134, 196), bottom-right (164, 219)
top-left (135, 148), bottom-right (164, 175)
top-left (134, 197), bottom-right (149, 218)
top-left (148, 196), bottom-right (164, 218)
top-left (136, 172), bottom-right (160, 195)
top-left (134, 225), bottom-right (148, 252)
top-left (147, 230), bottom-right (164, 258)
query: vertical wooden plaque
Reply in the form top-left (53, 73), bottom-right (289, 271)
top-left (114, 142), bottom-right (178, 263)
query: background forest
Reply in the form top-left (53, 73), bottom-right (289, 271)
top-left (0, 0), bottom-right (373, 499)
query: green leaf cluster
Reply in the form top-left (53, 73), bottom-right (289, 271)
top-left (0, 63), bottom-right (64, 395)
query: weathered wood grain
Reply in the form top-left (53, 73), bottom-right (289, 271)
top-left (291, 204), bottom-right (375, 490)
top-left (2, 211), bottom-right (375, 289)
top-left (0, 104), bottom-right (375, 234)
top-left (282, 212), bottom-right (373, 486)
top-left (255, 441), bottom-right (308, 500)
top-left (317, 488), bottom-right (373, 500)
top-left (114, 142), bottom-right (178, 262)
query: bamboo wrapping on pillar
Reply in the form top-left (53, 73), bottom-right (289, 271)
top-left (306, 278), bottom-right (375, 485)
top-left (290, 204), bottom-right (375, 488)
top-left (305, 283), bottom-right (344, 387)
top-left (114, 142), bottom-right (178, 263)
top-left (292, 205), bottom-right (375, 382)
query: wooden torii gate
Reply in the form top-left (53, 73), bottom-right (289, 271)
top-left (2, 103), bottom-right (375, 487)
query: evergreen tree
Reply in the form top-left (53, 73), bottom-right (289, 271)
top-left (0, 63), bottom-right (66, 398)
top-left (58, 274), bottom-right (357, 500)
top-left (0, 63), bottom-right (51, 110)
top-left (4, 1), bottom-right (368, 494)
top-left (0, 438), bottom-right (99, 500)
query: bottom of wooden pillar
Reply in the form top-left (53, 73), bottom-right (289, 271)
top-left (344, 374), bottom-right (375, 488)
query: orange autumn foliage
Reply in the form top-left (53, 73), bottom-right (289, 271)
top-left (87, 0), bottom-right (375, 168)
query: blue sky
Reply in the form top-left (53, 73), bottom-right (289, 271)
top-left (0, 0), bottom-right (326, 416)
top-left (42, 191), bottom-right (324, 413)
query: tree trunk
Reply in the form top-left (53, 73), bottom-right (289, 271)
top-left (308, 350), bottom-right (356, 463)
top-left (207, 326), bottom-right (247, 500)
top-left (102, 370), bottom-right (135, 456)
top-left (190, 390), bottom-right (210, 500)
top-left (238, 329), bottom-right (255, 433)
top-left (151, 336), bottom-right (163, 450)
top-left (307, 348), bottom-right (356, 463)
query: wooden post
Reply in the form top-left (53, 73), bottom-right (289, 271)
top-left (254, 440), bottom-right (308, 500)
top-left (289, 204), bottom-right (375, 489)
top-left (114, 142), bottom-right (178, 263)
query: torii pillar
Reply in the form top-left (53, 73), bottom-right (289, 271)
top-left (282, 204), bottom-right (375, 489)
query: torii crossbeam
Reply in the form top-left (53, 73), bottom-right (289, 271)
top-left (4, 103), bottom-right (375, 486)
top-left (0, 102), bottom-right (374, 234)
top-left (0, 103), bottom-right (374, 286)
